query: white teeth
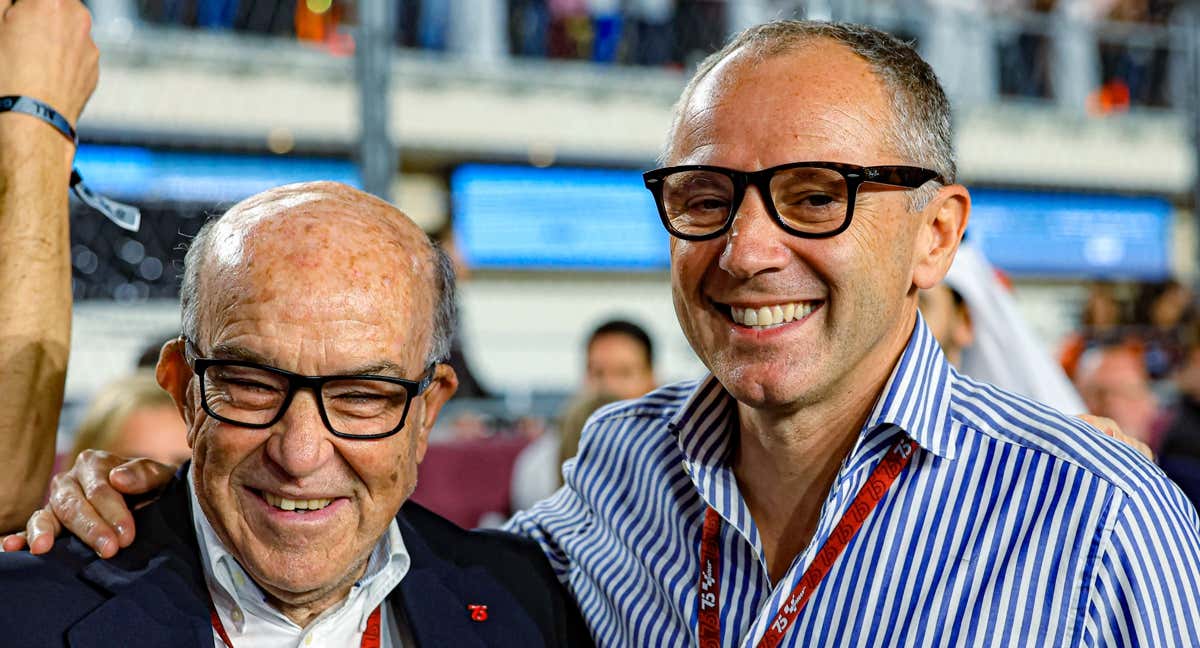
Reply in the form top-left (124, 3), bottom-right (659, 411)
top-left (757, 306), bottom-right (772, 325)
top-left (263, 492), bottom-right (333, 512)
top-left (729, 301), bottom-right (818, 328)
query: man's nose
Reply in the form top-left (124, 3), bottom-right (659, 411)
top-left (718, 186), bottom-right (792, 278)
top-left (266, 389), bottom-right (331, 478)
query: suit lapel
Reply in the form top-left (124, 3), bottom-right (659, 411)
top-left (394, 566), bottom-right (488, 648)
top-left (393, 508), bottom-right (490, 648)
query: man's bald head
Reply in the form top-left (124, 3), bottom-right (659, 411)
top-left (179, 181), bottom-right (456, 366)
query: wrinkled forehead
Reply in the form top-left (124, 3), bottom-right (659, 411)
top-left (672, 41), bottom-right (896, 165)
top-left (196, 191), bottom-right (436, 353)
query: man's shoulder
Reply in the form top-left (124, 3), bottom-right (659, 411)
top-left (399, 499), bottom-right (549, 565)
top-left (582, 378), bottom-right (705, 442)
top-left (0, 478), bottom-right (209, 646)
top-left (949, 374), bottom-right (1186, 507)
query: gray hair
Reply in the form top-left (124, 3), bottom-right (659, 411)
top-left (664, 20), bottom-right (955, 211)
top-left (179, 217), bottom-right (458, 367)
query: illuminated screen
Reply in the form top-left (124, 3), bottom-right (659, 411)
top-left (451, 164), bottom-right (669, 271)
top-left (73, 145), bottom-right (361, 204)
top-left (968, 189), bottom-right (1172, 279)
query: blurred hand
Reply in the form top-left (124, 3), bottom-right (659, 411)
top-left (1077, 414), bottom-right (1156, 462)
top-left (0, 0), bottom-right (99, 124)
top-left (0, 451), bottom-right (174, 557)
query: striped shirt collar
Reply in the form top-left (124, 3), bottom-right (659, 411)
top-left (670, 312), bottom-right (958, 478)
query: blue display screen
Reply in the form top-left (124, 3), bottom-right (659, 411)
top-left (968, 189), bottom-right (1173, 280)
top-left (451, 164), bottom-right (669, 271)
top-left (73, 145), bottom-right (361, 204)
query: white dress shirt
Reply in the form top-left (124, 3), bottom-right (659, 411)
top-left (187, 466), bottom-right (412, 647)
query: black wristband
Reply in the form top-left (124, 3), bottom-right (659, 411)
top-left (0, 95), bottom-right (78, 146)
top-left (0, 95), bottom-right (141, 231)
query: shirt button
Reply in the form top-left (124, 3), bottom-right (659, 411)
top-left (234, 573), bottom-right (245, 587)
top-left (231, 608), bottom-right (244, 624)
top-left (305, 635), bottom-right (313, 645)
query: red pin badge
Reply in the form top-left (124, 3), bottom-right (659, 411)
top-left (468, 604), bottom-right (489, 622)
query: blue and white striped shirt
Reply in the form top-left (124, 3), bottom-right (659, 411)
top-left (507, 316), bottom-right (1200, 647)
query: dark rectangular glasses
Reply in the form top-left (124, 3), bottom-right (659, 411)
top-left (185, 339), bottom-right (434, 440)
top-left (642, 161), bottom-right (943, 241)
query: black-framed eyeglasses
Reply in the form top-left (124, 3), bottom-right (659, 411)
top-left (183, 339), bottom-right (435, 440)
top-left (642, 161), bottom-right (944, 241)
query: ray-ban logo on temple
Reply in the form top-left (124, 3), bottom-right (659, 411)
top-left (642, 162), bottom-right (942, 241)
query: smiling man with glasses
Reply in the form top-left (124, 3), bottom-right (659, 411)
top-left (0, 181), bottom-right (591, 647)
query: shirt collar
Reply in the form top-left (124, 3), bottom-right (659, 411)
top-left (669, 310), bottom-right (957, 471)
top-left (861, 311), bottom-right (958, 460)
top-left (186, 464), bottom-right (411, 631)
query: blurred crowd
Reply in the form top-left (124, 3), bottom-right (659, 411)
top-left (1060, 279), bottom-right (1200, 499)
top-left (124, 0), bottom-right (1192, 108)
top-left (995, 0), bottom-right (1183, 108)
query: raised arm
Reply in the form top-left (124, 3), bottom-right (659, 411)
top-left (0, 0), bottom-right (99, 531)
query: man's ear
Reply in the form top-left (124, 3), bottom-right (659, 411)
top-left (912, 184), bottom-right (970, 290)
top-left (413, 363), bottom-right (458, 463)
top-left (156, 337), bottom-right (195, 427)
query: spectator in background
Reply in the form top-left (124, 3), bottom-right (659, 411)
top-left (1135, 278), bottom-right (1193, 379)
top-left (920, 243), bottom-right (1086, 413)
top-left (548, 0), bottom-right (591, 59)
top-left (1160, 323), bottom-right (1200, 509)
top-left (510, 0), bottom-right (551, 56)
top-left (1074, 343), bottom-right (1163, 451)
top-left (512, 319), bottom-right (657, 510)
top-left (588, 0), bottom-right (622, 63)
top-left (584, 318), bottom-right (656, 401)
top-left (673, 0), bottom-right (725, 67)
top-left (69, 371), bottom-right (190, 467)
top-left (0, 0), bottom-right (99, 531)
top-left (995, 0), bottom-right (1056, 98)
top-left (628, 0), bottom-right (675, 65)
top-left (1059, 281), bottom-right (1125, 379)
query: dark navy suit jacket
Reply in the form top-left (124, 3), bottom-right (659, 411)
top-left (0, 474), bottom-right (593, 647)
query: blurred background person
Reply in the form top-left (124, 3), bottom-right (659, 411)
top-left (1074, 343), bottom-right (1164, 451)
top-left (511, 318), bottom-right (657, 511)
top-left (1134, 278), bottom-right (1194, 379)
top-left (920, 242), bottom-right (1086, 413)
top-left (1155, 323), bottom-right (1200, 508)
top-left (1059, 282), bottom-right (1128, 380)
top-left (67, 370), bottom-right (189, 467)
top-left (583, 318), bottom-right (657, 401)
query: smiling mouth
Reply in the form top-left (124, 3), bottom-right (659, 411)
top-left (715, 300), bottom-right (822, 330)
top-left (253, 488), bottom-right (336, 513)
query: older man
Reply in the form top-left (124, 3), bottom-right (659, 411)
top-left (14, 20), bottom-right (1200, 647)
top-left (0, 182), bottom-right (590, 646)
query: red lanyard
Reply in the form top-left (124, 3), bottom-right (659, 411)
top-left (697, 436), bottom-right (915, 648)
top-left (210, 604), bottom-right (383, 648)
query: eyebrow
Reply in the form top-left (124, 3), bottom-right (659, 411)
top-left (207, 343), bottom-right (409, 377)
